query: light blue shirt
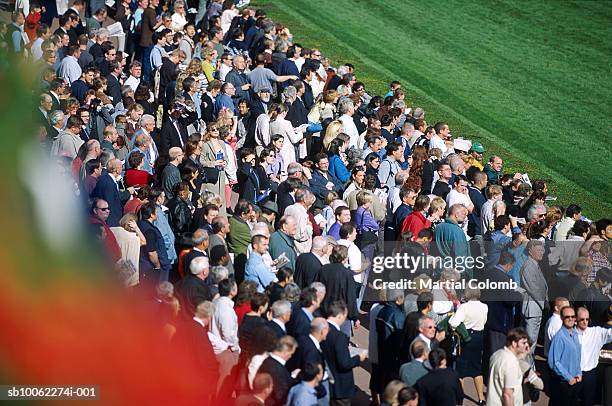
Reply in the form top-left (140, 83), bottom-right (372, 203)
top-left (150, 45), bottom-right (164, 70)
top-left (244, 251), bottom-right (275, 293)
top-left (548, 326), bottom-right (582, 382)
top-left (153, 205), bottom-right (177, 264)
top-left (284, 382), bottom-right (317, 406)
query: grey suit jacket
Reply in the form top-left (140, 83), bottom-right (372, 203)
top-left (520, 257), bottom-right (548, 317)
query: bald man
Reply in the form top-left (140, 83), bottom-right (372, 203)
top-left (294, 236), bottom-right (329, 288)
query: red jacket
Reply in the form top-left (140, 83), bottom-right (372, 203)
top-left (401, 210), bottom-right (431, 240)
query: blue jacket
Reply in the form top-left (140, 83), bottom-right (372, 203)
top-left (548, 327), bottom-right (582, 382)
top-left (485, 228), bottom-right (520, 268)
top-left (244, 251), bottom-right (275, 292)
top-left (309, 169), bottom-right (343, 200)
top-left (91, 173), bottom-right (129, 227)
top-left (328, 154), bottom-right (350, 184)
top-left (214, 93), bottom-right (235, 116)
top-left (435, 218), bottom-right (470, 259)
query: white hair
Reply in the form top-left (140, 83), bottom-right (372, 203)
top-left (311, 236), bottom-right (328, 253)
top-left (251, 222), bottom-right (270, 238)
top-left (338, 98), bottom-right (354, 115)
top-left (139, 114), bottom-right (155, 126)
top-left (271, 300), bottom-right (292, 319)
top-left (190, 256), bottom-right (209, 275)
top-left (210, 265), bottom-right (229, 284)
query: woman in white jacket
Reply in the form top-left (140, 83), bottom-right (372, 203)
top-left (268, 103), bottom-right (306, 173)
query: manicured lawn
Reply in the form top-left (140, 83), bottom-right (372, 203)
top-left (253, 0), bottom-right (612, 218)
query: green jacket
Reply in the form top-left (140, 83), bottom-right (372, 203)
top-left (227, 216), bottom-right (251, 255)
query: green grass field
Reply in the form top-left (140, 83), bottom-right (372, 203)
top-left (252, 0), bottom-right (612, 218)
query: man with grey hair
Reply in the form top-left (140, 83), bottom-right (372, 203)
top-left (182, 229), bottom-right (209, 277)
top-left (376, 289), bottom-right (406, 387)
top-left (161, 147), bottom-right (184, 201)
top-left (46, 110), bottom-right (65, 149)
top-left (258, 335), bottom-right (298, 406)
top-left (225, 54), bottom-right (251, 103)
top-left (175, 256), bottom-right (213, 316)
top-left (432, 269), bottom-right (460, 316)
top-left (310, 282), bottom-right (327, 312)
top-left (78, 139), bottom-right (102, 181)
top-left (294, 236), bottom-right (329, 288)
top-left (338, 98), bottom-right (360, 149)
top-left (526, 203), bottom-right (547, 223)
top-left (284, 189), bottom-right (315, 254)
top-left (269, 215), bottom-right (299, 271)
top-left (268, 299), bottom-right (293, 338)
top-left (133, 114), bottom-right (158, 164)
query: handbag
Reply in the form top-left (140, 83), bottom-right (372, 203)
top-left (354, 209), bottom-right (378, 248)
top-left (201, 166), bottom-right (220, 184)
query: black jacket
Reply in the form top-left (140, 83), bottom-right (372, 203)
top-left (106, 73), bottom-right (122, 107)
top-left (287, 333), bottom-right (325, 372)
top-left (286, 304), bottom-right (312, 339)
top-left (321, 322), bottom-right (360, 399)
top-left (317, 263), bottom-right (359, 321)
top-left (294, 252), bottom-right (323, 288)
top-left (91, 172), bottom-right (130, 227)
top-left (415, 368), bottom-right (464, 406)
top-left (238, 163), bottom-right (270, 205)
top-left (258, 355), bottom-right (294, 406)
top-left (158, 118), bottom-right (188, 156)
top-left (481, 266), bottom-right (522, 334)
top-left (167, 196), bottom-right (193, 239)
top-left (175, 275), bottom-right (212, 317)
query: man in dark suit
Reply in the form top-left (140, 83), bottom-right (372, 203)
top-left (267, 300), bottom-right (292, 339)
top-left (172, 300), bottom-right (219, 405)
top-left (481, 251), bottom-right (522, 378)
top-left (309, 153), bottom-right (343, 201)
top-left (91, 158), bottom-right (133, 226)
top-left (158, 106), bottom-right (188, 156)
top-left (414, 348), bottom-right (464, 406)
top-left (106, 61), bottom-right (123, 107)
top-left (321, 301), bottom-right (367, 406)
top-left (257, 335), bottom-right (298, 406)
top-left (175, 256), bottom-right (213, 317)
top-left (286, 288), bottom-right (319, 339)
top-left (36, 93), bottom-right (53, 134)
top-left (294, 236), bottom-right (327, 288)
top-left (181, 228), bottom-right (209, 278)
top-left (234, 372), bottom-right (274, 406)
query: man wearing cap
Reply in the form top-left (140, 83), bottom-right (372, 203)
top-left (470, 142), bottom-right (485, 170)
top-left (259, 200), bottom-right (279, 234)
top-left (225, 55), bottom-right (251, 105)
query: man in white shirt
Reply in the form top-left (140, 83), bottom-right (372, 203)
top-left (338, 98), bottom-right (360, 149)
top-left (58, 44), bottom-right (82, 84)
top-left (430, 121), bottom-right (453, 157)
top-left (337, 222), bottom-right (363, 286)
top-left (211, 279), bottom-right (240, 398)
top-left (123, 61), bottom-right (143, 92)
top-left (544, 297), bottom-right (569, 357)
top-left (487, 327), bottom-right (531, 406)
top-left (31, 24), bottom-right (51, 61)
top-left (576, 307), bottom-right (612, 406)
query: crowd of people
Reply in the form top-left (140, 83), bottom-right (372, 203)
top-left (3, 0), bottom-right (612, 404)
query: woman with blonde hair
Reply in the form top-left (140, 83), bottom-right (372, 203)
top-left (381, 380), bottom-right (407, 406)
top-left (201, 48), bottom-right (217, 84)
top-left (322, 119), bottom-right (343, 150)
top-left (428, 196), bottom-right (446, 231)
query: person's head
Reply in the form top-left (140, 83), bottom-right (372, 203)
top-left (333, 206), bottom-right (351, 225)
top-left (327, 300), bottom-right (348, 325)
top-left (252, 372), bottom-right (274, 399)
top-left (428, 348), bottom-right (447, 369)
top-left (381, 380), bottom-right (407, 405)
top-left (106, 158), bottom-right (123, 176)
top-left (168, 147), bottom-right (184, 164)
top-left (565, 204), bottom-right (582, 220)
top-left (576, 307), bottom-right (590, 332)
top-left (505, 327), bottom-right (531, 356)
top-left (386, 141), bottom-right (404, 161)
top-left (418, 315), bottom-right (437, 339)
top-left (85, 158), bottom-right (102, 177)
top-left (553, 297), bottom-right (570, 315)
top-left (310, 317), bottom-right (329, 342)
top-left (571, 220), bottom-right (590, 239)
top-left (191, 228), bottom-right (209, 250)
top-left (595, 218), bottom-right (612, 240)
top-left (398, 386), bottom-right (419, 406)
top-left (272, 335), bottom-right (297, 360)
top-left (218, 278), bottom-right (238, 299)
top-left (447, 203), bottom-right (468, 224)
top-left (271, 299), bottom-right (292, 323)
top-left (526, 240), bottom-right (545, 261)
top-left (488, 155), bottom-right (503, 172)
top-left (436, 162), bottom-right (452, 181)
top-left (497, 251), bottom-right (516, 272)
top-left (250, 233), bottom-right (269, 255)
top-left (279, 215), bottom-right (297, 237)
top-left (193, 300), bottom-right (213, 324)
top-left (91, 198), bottom-right (110, 222)
top-left (190, 256), bottom-right (210, 280)
top-left (356, 190), bottom-right (373, 209)
top-left (339, 222), bottom-right (357, 242)
top-left (410, 338), bottom-right (429, 362)
top-left (561, 306), bottom-right (576, 330)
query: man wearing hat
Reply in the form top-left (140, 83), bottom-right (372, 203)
top-left (470, 142), bottom-right (485, 171)
top-left (259, 200), bottom-right (279, 234)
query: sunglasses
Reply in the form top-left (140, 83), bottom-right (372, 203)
top-left (563, 315), bottom-right (576, 319)
top-left (97, 207), bottom-right (110, 211)
top-left (578, 318), bottom-right (590, 322)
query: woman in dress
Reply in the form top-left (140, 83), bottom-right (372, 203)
top-left (449, 287), bottom-right (488, 405)
top-left (200, 124), bottom-right (227, 214)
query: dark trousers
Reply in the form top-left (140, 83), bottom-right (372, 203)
top-left (482, 329), bottom-right (506, 380)
top-left (580, 368), bottom-right (598, 406)
top-left (330, 399), bottom-right (351, 406)
top-left (550, 372), bottom-right (581, 406)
